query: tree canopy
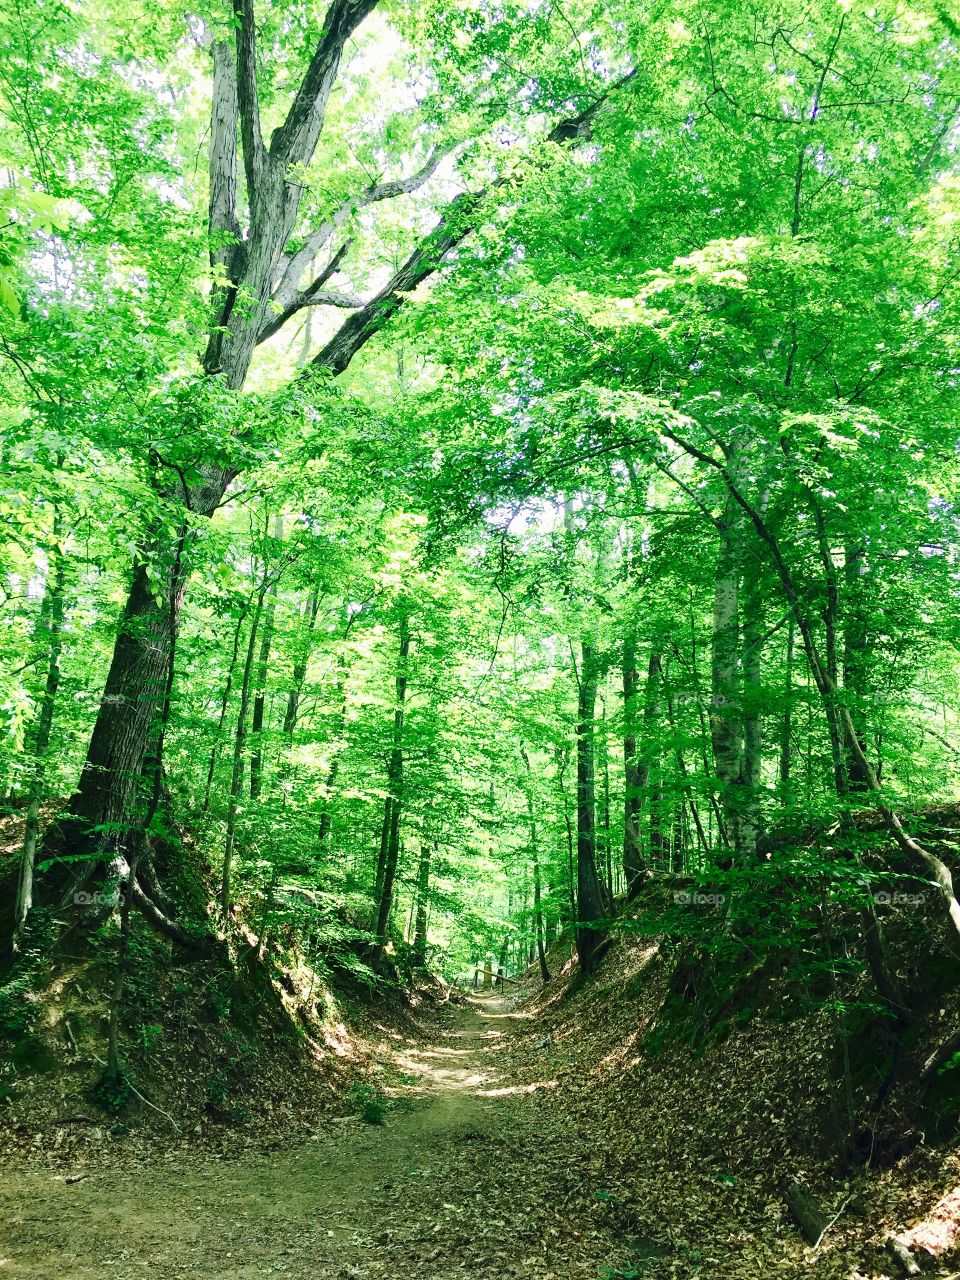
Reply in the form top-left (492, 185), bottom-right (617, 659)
top-left (0, 0), bottom-right (959, 1004)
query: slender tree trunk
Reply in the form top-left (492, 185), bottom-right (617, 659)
top-left (779, 620), bottom-right (794, 794)
top-left (740, 560), bottom-right (765, 858)
top-left (14, 536), bottom-right (67, 944)
top-left (600, 698), bottom-right (613, 903)
top-left (373, 795), bottom-right (393, 907)
top-left (413, 841), bottom-right (431, 963)
top-left (710, 505), bottom-right (745, 859)
top-left (664, 681), bottom-right (710, 867)
top-left (844, 543), bottom-right (871, 791)
top-left (222, 585), bottom-right (265, 918)
top-left (520, 744), bottom-right (551, 983)
top-left (575, 641), bottom-right (607, 975)
top-left (203, 605), bottom-right (247, 813)
top-left (640, 649), bottom-right (669, 870)
top-left (622, 632), bottom-right (644, 895)
top-left (282, 588), bottom-right (322, 746)
top-left (249, 586), bottom-right (277, 800)
top-left (318, 653), bottom-right (350, 847)
top-left (374, 615), bottom-right (410, 945)
top-left (556, 744), bottom-right (576, 926)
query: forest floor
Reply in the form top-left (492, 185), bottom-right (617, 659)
top-left (0, 993), bottom-right (633, 1280)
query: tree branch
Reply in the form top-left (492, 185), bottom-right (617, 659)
top-left (270, 0), bottom-right (381, 169)
top-left (311, 71), bottom-right (637, 375)
top-left (231, 0), bottom-right (265, 202)
top-left (271, 146), bottom-right (451, 316)
top-left (208, 39), bottom-right (240, 258)
top-left (257, 282), bottom-right (364, 346)
top-left (204, 38), bottom-right (242, 373)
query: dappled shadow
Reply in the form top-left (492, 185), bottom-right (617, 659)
top-left (376, 993), bottom-right (547, 1105)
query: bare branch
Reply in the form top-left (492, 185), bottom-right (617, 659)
top-left (257, 284), bottom-right (365, 346)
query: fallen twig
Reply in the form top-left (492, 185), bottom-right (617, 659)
top-left (89, 1052), bottom-right (180, 1132)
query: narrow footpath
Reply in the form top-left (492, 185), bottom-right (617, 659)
top-left (0, 995), bottom-right (628, 1280)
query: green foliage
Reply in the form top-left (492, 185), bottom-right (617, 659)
top-left (347, 1081), bottom-right (387, 1126)
top-left (0, 973), bottom-right (34, 1038)
top-left (2, 0), bottom-right (960, 1081)
top-left (90, 1068), bottom-right (134, 1117)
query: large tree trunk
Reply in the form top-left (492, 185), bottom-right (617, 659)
top-left (40, 460), bottom-right (232, 907)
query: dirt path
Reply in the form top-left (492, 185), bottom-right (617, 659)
top-left (0, 995), bottom-right (626, 1280)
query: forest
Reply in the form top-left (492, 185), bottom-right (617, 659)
top-left (2, 0), bottom-right (960, 1277)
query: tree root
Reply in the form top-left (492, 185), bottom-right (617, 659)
top-left (920, 1028), bottom-right (960, 1082)
top-left (129, 879), bottom-right (214, 955)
